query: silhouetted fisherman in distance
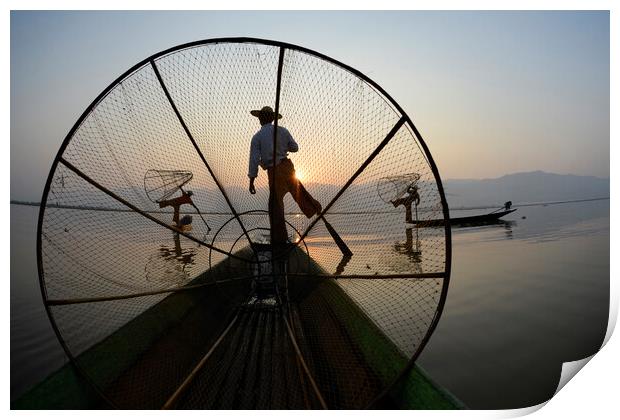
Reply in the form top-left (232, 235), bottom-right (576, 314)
top-left (391, 184), bottom-right (420, 223)
top-left (158, 189), bottom-right (194, 231)
top-left (248, 106), bottom-right (322, 245)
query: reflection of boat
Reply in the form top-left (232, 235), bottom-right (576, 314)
top-left (411, 209), bottom-right (517, 227)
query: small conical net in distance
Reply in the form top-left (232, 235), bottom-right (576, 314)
top-left (377, 172), bottom-right (421, 203)
top-left (144, 169), bottom-right (193, 203)
top-left (38, 39), bottom-right (451, 409)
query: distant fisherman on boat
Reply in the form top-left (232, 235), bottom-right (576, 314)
top-left (248, 106), bottom-right (322, 244)
top-left (391, 184), bottom-right (420, 223)
top-left (158, 189), bottom-right (194, 231)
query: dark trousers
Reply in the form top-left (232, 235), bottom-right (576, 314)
top-left (267, 158), bottom-right (321, 244)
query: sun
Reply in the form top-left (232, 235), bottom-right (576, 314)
top-left (295, 170), bottom-right (305, 182)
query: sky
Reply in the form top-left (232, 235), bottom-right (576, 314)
top-left (10, 10), bottom-right (610, 201)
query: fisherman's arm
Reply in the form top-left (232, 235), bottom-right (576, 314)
top-left (248, 136), bottom-right (260, 194)
top-left (286, 128), bottom-right (299, 153)
top-left (249, 177), bottom-right (256, 194)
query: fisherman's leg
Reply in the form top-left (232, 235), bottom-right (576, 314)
top-left (285, 161), bottom-right (322, 218)
top-left (268, 166), bottom-right (288, 244)
top-left (405, 205), bottom-right (413, 223)
top-left (172, 204), bottom-right (180, 226)
top-left (293, 182), bottom-right (322, 218)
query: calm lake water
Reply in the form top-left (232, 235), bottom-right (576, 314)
top-left (10, 199), bottom-right (609, 408)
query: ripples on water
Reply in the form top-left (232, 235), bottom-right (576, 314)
top-left (10, 199), bottom-right (609, 407)
top-left (11, 205), bottom-right (67, 400)
top-left (419, 199), bottom-right (609, 408)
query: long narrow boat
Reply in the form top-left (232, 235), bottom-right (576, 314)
top-left (411, 209), bottom-right (517, 227)
top-left (13, 246), bottom-right (464, 409)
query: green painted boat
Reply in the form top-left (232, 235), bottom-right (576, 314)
top-left (13, 246), bottom-right (464, 410)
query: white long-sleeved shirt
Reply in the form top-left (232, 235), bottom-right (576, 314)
top-left (248, 123), bottom-right (299, 178)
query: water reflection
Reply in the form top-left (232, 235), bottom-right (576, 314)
top-left (453, 219), bottom-right (516, 240)
top-left (420, 200), bottom-right (609, 409)
top-left (503, 221), bottom-right (514, 239)
top-left (451, 200), bottom-right (609, 244)
top-left (393, 227), bottom-right (422, 262)
top-left (333, 253), bottom-right (352, 275)
top-left (145, 232), bottom-right (197, 287)
top-left (10, 198), bottom-right (610, 407)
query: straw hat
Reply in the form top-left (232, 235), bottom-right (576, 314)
top-left (250, 106), bottom-right (282, 119)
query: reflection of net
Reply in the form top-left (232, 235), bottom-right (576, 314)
top-left (377, 173), bottom-right (421, 203)
top-left (144, 169), bottom-right (193, 203)
top-left (38, 39), bottom-right (451, 409)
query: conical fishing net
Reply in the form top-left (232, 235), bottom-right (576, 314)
top-left (38, 38), bottom-right (451, 409)
top-left (377, 173), bottom-right (421, 203)
top-left (144, 169), bottom-right (193, 203)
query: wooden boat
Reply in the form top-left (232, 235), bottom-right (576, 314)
top-left (410, 209), bottom-right (517, 227)
top-left (13, 247), bottom-right (464, 410)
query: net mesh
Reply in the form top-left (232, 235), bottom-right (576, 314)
top-left (377, 173), bottom-right (422, 204)
top-left (38, 40), bottom-right (450, 409)
top-left (144, 169), bottom-right (193, 203)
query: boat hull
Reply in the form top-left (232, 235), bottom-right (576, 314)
top-left (411, 209), bottom-right (517, 227)
top-left (14, 247), bottom-right (463, 409)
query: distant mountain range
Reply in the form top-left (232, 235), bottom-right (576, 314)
top-left (443, 171), bottom-right (609, 209)
top-left (11, 171), bottom-right (609, 211)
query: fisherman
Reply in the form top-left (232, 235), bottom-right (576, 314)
top-left (391, 184), bottom-right (420, 223)
top-left (248, 106), bottom-right (322, 245)
top-left (158, 189), bottom-right (194, 230)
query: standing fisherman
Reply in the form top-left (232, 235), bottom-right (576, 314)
top-left (391, 184), bottom-right (420, 224)
top-left (248, 106), bottom-right (322, 244)
top-left (158, 189), bottom-right (194, 231)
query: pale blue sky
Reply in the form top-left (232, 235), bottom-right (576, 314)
top-left (10, 11), bottom-right (609, 201)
